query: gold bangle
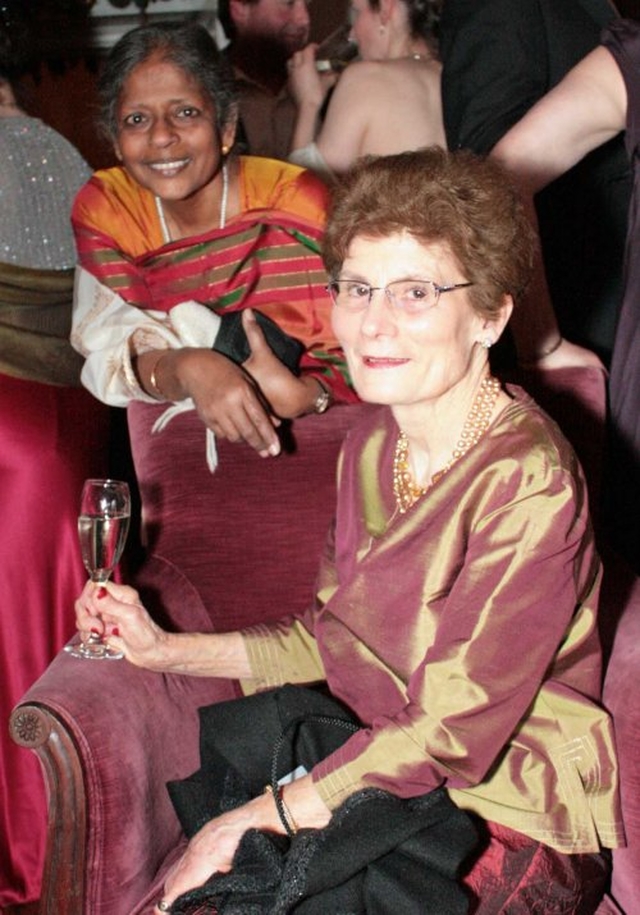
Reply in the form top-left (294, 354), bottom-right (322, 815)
top-left (147, 351), bottom-right (169, 400)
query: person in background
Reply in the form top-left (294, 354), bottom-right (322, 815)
top-left (75, 148), bottom-right (622, 915)
top-left (439, 0), bottom-right (630, 367)
top-left (491, 17), bottom-right (640, 574)
top-left (288, 0), bottom-right (445, 179)
top-left (0, 6), bottom-right (110, 908)
top-left (216, 0), bottom-right (312, 158)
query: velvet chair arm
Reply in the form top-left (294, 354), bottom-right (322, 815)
top-left (600, 553), bottom-right (640, 915)
top-left (10, 559), bottom-right (239, 915)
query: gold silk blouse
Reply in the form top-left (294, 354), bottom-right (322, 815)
top-left (243, 388), bottom-right (624, 854)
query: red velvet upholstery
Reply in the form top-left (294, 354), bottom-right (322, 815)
top-left (508, 364), bottom-right (609, 513)
top-left (10, 403), bottom-right (373, 915)
top-left (127, 402), bottom-right (374, 633)
top-left (9, 372), bottom-right (640, 914)
top-left (599, 551), bottom-right (640, 914)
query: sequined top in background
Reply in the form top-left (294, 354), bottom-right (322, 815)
top-left (0, 115), bottom-right (92, 269)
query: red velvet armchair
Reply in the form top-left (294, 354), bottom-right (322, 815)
top-left (10, 402), bottom-right (372, 915)
top-left (10, 371), bottom-right (640, 914)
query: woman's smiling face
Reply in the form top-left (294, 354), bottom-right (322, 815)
top-left (331, 231), bottom-right (492, 411)
top-left (113, 51), bottom-right (234, 204)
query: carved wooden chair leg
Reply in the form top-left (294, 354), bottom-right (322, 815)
top-left (10, 702), bottom-right (87, 915)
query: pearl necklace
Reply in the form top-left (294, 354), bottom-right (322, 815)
top-left (393, 375), bottom-right (501, 514)
top-left (155, 162), bottom-right (229, 244)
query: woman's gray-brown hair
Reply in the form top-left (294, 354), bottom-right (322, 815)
top-left (323, 146), bottom-right (536, 318)
top-left (97, 21), bottom-right (237, 144)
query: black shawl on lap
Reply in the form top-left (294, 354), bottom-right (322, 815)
top-left (167, 685), bottom-right (478, 915)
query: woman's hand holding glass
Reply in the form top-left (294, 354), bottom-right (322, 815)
top-left (66, 479), bottom-right (131, 660)
top-left (74, 580), bottom-right (169, 670)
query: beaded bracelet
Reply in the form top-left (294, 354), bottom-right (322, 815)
top-left (264, 784), bottom-right (298, 837)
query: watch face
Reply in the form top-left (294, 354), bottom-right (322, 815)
top-left (315, 386), bottom-right (331, 414)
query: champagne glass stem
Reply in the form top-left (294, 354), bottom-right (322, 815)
top-left (65, 479), bottom-right (130, 661)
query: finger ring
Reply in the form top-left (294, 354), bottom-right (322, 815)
top-left (157, 901), bottom-right (172, 913)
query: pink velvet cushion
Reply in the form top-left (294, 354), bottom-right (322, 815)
top-left (602, 560), bottom-right (640, 913)
top-left (127, 402), bottom-right (374, 632)
top-left (507, 364), bottom-right (608, 510)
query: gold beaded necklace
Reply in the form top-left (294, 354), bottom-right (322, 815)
top-left (393, 375), bottom-right (501, 513)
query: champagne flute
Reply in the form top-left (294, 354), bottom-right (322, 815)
top-left (66, 479), bottom-right (131, 660)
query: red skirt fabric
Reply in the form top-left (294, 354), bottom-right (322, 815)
top-left (138, 818), bottom-right (609, 915)
top-left (0, 373), bottom-right (110, 907)
top-left (464, 818), bottom-right (610, 914)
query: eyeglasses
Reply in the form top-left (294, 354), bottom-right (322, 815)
top-left (326, 279), bottom-right (474, 316)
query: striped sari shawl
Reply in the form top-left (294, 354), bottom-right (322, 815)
top-left (74, 187), bottom-right (353, 397)
top-left (75, 209), bottom-right (327, 313)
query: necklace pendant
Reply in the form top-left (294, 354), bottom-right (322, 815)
top-left (155, 162), bottom-right (229, 244)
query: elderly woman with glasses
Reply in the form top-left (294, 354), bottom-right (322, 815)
top-left (74, 148), bottom-right (622, 915)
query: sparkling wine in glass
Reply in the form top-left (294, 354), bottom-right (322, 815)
top-left (66, 479), bottom-right (131, 660)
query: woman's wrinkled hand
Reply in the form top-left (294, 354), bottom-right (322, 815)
top-left (153, 776), bottom-right (331, 913)
top-left (74, 580), bottom-right (169, 669)
top-left (154, 796), bottom-right (273, 914)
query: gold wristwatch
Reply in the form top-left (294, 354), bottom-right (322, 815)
top-left (313, 378), bottom-right (331, 414)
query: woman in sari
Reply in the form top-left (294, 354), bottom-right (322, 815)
top-left (71, 21), bottom-right (360, 629)
top-left (75, 149), bottom-right (621, 915)
top-left (72, 20), bottom-right (355, 458)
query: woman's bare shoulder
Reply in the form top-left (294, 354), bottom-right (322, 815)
top-left (335, 59), bottom-right (393, 90)
top-left (339, 57), bottom-right (440, 93)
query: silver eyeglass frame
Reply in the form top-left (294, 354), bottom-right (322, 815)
top-left (326, 279), bottom-right (474, 312)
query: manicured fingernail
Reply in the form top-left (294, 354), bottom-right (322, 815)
top-left (91, 627), bottom-right (100, 635)
top-left (111, 627), bottom-right (120, 637)
top-left (96, 587), bottom-right (107, 599)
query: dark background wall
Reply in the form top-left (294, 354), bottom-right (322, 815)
top-left (619, 0), bottom-right (640, 15)
top-left (19, 1), bottom-right (349, 169)
top-left (17, 0), bottom-right (640, 169)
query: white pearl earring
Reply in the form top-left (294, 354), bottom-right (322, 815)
top-left (481, 338), bottom-right (492, 349)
